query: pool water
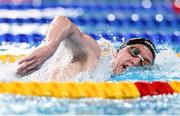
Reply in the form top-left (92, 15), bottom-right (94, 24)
top-left (0, 94), bottom-right (180, 115)
top-left (0, 40), bottom-right (179, 115)
top-left (0, 0), bottom-right (180, 115)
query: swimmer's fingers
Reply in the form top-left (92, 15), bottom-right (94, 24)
top-left (18, 55), bottom-right (36, 64)
top-left (16, 59), bottom-right (37, 75)
top-left (20, 64), bottom-right (41, 77)
top-left (25, 62), bottom-right (41, 74)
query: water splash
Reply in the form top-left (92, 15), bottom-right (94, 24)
top-left (110, 44), bottom-right (180, 81)
top-left (0, 40), bottom-right (73, 82)
top-left (0, 40), bottom-right (179, 82)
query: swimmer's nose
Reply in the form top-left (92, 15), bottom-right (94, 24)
top-left (131, 58), bottom-right (141, 66)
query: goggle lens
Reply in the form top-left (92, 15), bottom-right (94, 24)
top-left (128, 47), bottom-right (140, 57)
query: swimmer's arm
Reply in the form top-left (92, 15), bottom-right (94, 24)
top-left (46, 16), bottom-right (82, 53)
top-left (16, 16), bottom-right (84, 76)
top-left (47, 16), bottom-right (101, 69)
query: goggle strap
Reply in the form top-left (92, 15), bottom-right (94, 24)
top-left (138, 54), bottom-right (145, 61)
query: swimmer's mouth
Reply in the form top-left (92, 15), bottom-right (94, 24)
top-left (112, 65), bottom-right (128, 76)
top-left (113, 65), bottom-right (128, 74)
top-left (112, 64), bottom-right (129, 74)
top-left (122, 64), bottom-right (128, 71)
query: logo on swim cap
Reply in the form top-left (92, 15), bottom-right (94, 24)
top-left (144, 40), bottom-right (156, 51)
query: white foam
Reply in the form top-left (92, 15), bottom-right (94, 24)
top-left (154, 45), bottom-right (180, 78)
top-left (0, 40), bottom-right (180, 82)
top-left (72, 56), bottom-right (113, 82)
top-left (0, 39), bottom-right (73, 82)
top-left (114, 44), bottom-right (180, 81)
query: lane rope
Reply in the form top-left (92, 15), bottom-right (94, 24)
top-left (0, 81), bottom-right (179, 99)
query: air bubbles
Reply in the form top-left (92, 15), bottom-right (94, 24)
top-left (142, 0), bottom-right (152, 9)
top-left (131, 14), bottom-right (140, 21)
top-left (174, 31), bottom-right (180, 36)
top-left (155, 14), bottom-right (164, 22)
top-left (107, 14), bottom-right (115, 21)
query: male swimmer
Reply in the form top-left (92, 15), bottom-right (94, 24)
top-left (16, 16), bottom-right (156, 80)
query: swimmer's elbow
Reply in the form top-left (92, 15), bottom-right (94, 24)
top-left (53, 16), bottom-right (78, 35)
top-left (53, 16), bottom-right (72, 26)
top-left (54, 16), bottom-right (69, 22)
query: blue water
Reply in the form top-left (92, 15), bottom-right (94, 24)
top-left (0, 0), bottom-right (180, 115)
top-left (0, 94), bottom-right (180, 115)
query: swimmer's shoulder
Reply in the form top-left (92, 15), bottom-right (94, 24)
top-left (82, 34), bottom-right (101, 59)
top-left (75, 33), bottom-right (101, 70)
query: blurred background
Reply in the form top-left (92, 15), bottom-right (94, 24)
top-left (0, 0), bottom-right (179, 50)
top-left (0, 1), bottom-right (180, 115)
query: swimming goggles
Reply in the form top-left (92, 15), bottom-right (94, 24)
top-left (127, 46), bottom-right (149, 66)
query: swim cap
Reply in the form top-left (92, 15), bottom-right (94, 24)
top-left (119, 38), bottom-right (156, 60)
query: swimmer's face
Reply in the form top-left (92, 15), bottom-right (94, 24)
top-left (112, 44), bottom-right (154, 74)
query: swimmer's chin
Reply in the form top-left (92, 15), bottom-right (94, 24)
top-left (112, 66), bottom-right (137, 76)
top-left (112, 68), bottom-right (125, 75)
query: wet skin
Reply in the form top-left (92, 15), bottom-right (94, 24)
top-left (112, 44), bottom-right (153, 74)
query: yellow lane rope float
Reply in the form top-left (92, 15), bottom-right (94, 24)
top-left (168, 81), bottom-right (180, 93)
top-left (0, 52), bottom-right (180, 64)
top-left (177, 53), bottom-right (180, 57)
top-left (0, 81), bottom-right (179, 99)
top-left (0, 54), bottom-right (26, 63)
top-left (0, 82), bottom-right (140, 99)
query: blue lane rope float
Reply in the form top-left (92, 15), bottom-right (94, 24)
top-left (0, 33), bottom-right (179, 45)
top-left (0, 33), bottom-right (45, 43)
top-left (0, 17), bottom-right (179, 28)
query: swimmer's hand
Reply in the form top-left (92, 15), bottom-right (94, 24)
top-left (16, 45), bottom-right (55, 77)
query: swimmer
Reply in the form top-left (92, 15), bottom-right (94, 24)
top-left (16, 16), bottom-right (156, 79)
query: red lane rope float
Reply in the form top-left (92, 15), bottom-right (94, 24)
top-left (0, 81), bottom-right (179, 99)
top-left (135, 81), bottom-right (174, 97)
